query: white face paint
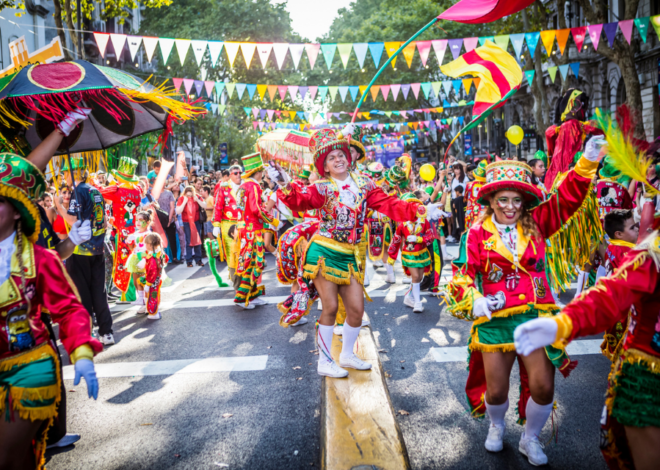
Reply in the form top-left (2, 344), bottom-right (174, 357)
top-left (491, 190), bottom-right (524, 224)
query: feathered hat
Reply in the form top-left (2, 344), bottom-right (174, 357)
top-left (309, 129), bottom-right (350, 176)
top-left (476, 160), bottom-right (543, 207)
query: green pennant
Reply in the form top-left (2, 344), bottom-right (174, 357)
top-left (318, 86), bottom-right (329, 101)
top-left (524, 70), bottom-right (535, 87)
top-left (494, 35), bottom-right (510, 51)
top-left (651, 15), bottom-right (660, 42)
top-left (446, 117), bottom-right (453, 125)
top-left (478, 36), bottom-right (495, 46)
top-left (218, 104), bottom-right (226, 115)
top-left (384, 111), bottom-right (392, 117)
top-left (392, 111), bottom-right (400, 116)
top-left (225, 83), bottom-right (236, 98)
top-left (328, 86), bottom-right (339, 100)
top-left (635, 16), bottom-right (650, 42)
top-left (548, 66), bottom-right (558, 83)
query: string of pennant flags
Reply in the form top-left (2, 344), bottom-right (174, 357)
top-left (93, 16), bottom-right (658, 71)
top-left (249, 119), bottom-right (454, 133)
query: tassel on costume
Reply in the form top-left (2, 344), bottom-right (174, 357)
top-left (204, 239), bottom-right (229, 287)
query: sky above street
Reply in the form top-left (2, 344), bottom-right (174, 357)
top-left (272, 0), bottom-right (354, 42)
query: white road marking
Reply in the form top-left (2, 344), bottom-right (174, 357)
top-left (63, 355), bottom-right (269, 379)
top-left (430, 339), bottom-right (604, 363)
top-left (161, 263), bottom-right (203, 293)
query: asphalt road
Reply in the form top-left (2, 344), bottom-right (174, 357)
top-left (47, 245), bottom-right (611, 470)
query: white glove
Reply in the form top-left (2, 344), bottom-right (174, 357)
top-left (406, 235), bottom-right (418, 243)
top-left (213, 226), bottom-right (221, 238)
top-left (513, 318), bottom-right (559, 356)
top-left (68, 220), bottom-right (91, 246)
top-left (341, 123), bottom-right (356, 138)
top-left (58, 108), bottom-right (92, 136)
top-left (426, 203), bottom-right (443, 222)
top-left (584, 137), bottom-right (607, 162)
top-left (137, 258), bottom-right (147, 270)
top-left (486, 291), bottom-right (506, 311)
top-left (473, 297), bottom-right (491, 319)
top-left (266, 165), bottom-right (287, 185)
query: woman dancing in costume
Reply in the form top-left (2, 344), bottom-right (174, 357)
top-left (267, 127), bottom-right (441, 378)
top-left (443, 138), bottom-right (604, 466)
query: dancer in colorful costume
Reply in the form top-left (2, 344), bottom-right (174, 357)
top-left (364, 163), bottom-right (389, 265)
top-left (464, 160), bottom-right (487, 230)
top-left (234, 153), bottom-right (276, 309)
top-left (381, 163), bottom-right (410, 283)
top-left (443, 140), bottom-right (603, 466)
top-left (0, 154), bottom-right (101, 470)
top-left (515, 229), bottom-right (660, 470)
top-left (139, 233), bottom-right (168, 321)
top-left (98, 157), bottom-right (141, 302)
top-left (267, 127), bottom-right (441, 378)
top-left (387, 192), bottom-right (435, 313)
top-left (208, 164), bottom-right (242, 289)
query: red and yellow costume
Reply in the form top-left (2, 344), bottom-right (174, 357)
top-left (445, 157), bottom-right (600, 420)
top-left (464, 160), bottom-right (487, 230)
top-left (212, 179), bottom-right (241, 269)
top-left (387, 215), bottom-right (434, 277)
top-left (550, 233), bottom-right (660, 470)
top-left (596, 179), bottom-right (633, 220)
top-left (140, 251), bottom-right (168, 316)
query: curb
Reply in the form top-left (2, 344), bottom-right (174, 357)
top-left (321, 317), bottom-right (410, 470)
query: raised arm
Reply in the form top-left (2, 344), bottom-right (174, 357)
top-left (276, 181), bottom-right (325, 212)
top-left (365, 185), bottom-right (425, 223)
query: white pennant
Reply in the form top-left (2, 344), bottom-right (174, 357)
top-left (289, 44), bottom-right (305, 69)
top-left (241, 43), bottom-right (256, 68)
top-left (158, 38), bottom-right (175, 64)
top-left (142, 37), bottom-right (158, 62)
top-left (190, 40), bottom-right (208, 66)
top-left (93, 33), bottom-right (109, 58)
top-left (272, 43), bottom-right (289, 69)
top-left (126, 36), bottom-right (142, 62)
top-left (109, 34), bottom-right (127, 59)
top-left (257, 43), bottom-right (273, 68)
top-left (175, 39), bottom-right (191, 65)
top-left (224, 42), bottom-right (240, 67)
top-left (208, 41), bottom-right (224, 67)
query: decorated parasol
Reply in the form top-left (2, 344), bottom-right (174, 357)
top-left (256, 129), bottom-right (313, 166)
top-left (0, 60), bottom-right (205, 157)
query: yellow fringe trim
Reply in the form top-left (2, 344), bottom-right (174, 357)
top-left (303, 257), bottom-right (360, 286)
top-left (469, 341), bottom-right (517, 353)
top-left (0, 186), bottom-right (41, 243)
top-left (472, 303), bottom-right (558, 326)
top-left (118, 85), bottom-right (207, 122)
top-left (622, 348), bottom-right (660, 375)
top-left (0, 100), bottom-right (31, 128)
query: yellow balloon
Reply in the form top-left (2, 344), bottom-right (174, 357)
top-left (419, 163), bottom-right (436, 182)
top-left (505, 125), bottom-right (524, 146)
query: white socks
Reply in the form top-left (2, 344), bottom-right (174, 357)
top-left (412, 282), bottom-right (421, 303)
top-left (386, 264), bottom-right (394, 277)
top-left (317, 324), bottom-right (335, 365)
top-left (441, 243), bottom-right (448, 259)
top-left (340, 323), bottom-right (361, 360)
top-left (485, 398), bottom-right (509, 428)
top-left (524, 398), bottom-right (553, 439)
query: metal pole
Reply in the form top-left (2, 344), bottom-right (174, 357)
top-left (77, 0), bottom-right (82, 59)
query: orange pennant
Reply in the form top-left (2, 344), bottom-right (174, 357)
top-left (555, 28), bottom-right (570, 55)
top-left (370, 85), bottom-right (381, 101)
top-left (402, 42), bottom-right (417, 68)
top-left (472, 77), bottom-right (481, 89)
top-left (267, 85), bottom-right (278, 101)
top-left (540, 30), bottom-right (556, 54)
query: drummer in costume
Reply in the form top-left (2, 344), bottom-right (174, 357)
top-left (267, 126), bottom-right (442, 378)
top-left (0, 154), bottom-right (102, 469)
top-left (464, 160), bottom-right (487, 230)
top-left (364, 163), bottom-right (388, 266)
top-left (443, 138), bottom-right (604, 466)
top-left (98, 157), bottom-right (142, 303)
top-left (208, 164), bottom-right (243, 289)
top-left (234, 153), bottom-right (277, 309)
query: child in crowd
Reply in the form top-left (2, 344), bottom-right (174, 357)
top-left (452, 184), bottom-right (466, 239)
top-left (126, 210), bottom-right (153, 308)
top-left (139, 233), bottom-right (168, 320)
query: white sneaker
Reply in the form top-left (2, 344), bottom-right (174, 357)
top-left (519, 433), bottom-right (548, 466)
top-left (131, 297), bottom-right (144, 306)
top-left (238, 302), bottom-right (255, 310)
top-left (443, 253), bottom-right (456, 261)
top-left (333, 324), bottom-right (343, 336)
top-left (403, 294), bottom-right (415, 308)
top-left (385, 273), bottom-right (396, 284)
top-left (47, 433), bottom-right (81, 449)
top-left (402, 277), bottom-right (411, 284)
top-left (318, 360), bottom-right (348, 378)
top-left (137, 305), bottom-right (147, 314)
top-left (100, 333), bottom-right (115, 345)
top-left (485, 424), bottom-right (505, 452)
top-left (291, 316), bottom-right (308, 326)
top-left (446, 236), bottom-right (457, 243)
top-left (361, 318), bottom-right (370, 327)
top-left (373, 260), bottom-right (384, 268)
top-left (339, 354), bottom-right (372, 370)
top-left (251, 297), bottom-right (267, 306)
top-left (413, 301), bottom-right (424, 313)
top-left (147, 312), bottom-right (162, 320)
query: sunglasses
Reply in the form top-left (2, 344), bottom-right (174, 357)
top-left (231, 171), bottom-right (242, 175)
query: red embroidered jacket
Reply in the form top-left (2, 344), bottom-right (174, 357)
top-left (596, 179), bottom-right (633, 219)
top-left (447, 158), bottom-right (599, 319)
top-left (388, 219), bottom-right (435, 259)
top-left (1, 237), bottom-right (103, 360)
top-left (236, 179), bottom-right (274, 231)
top-left (212, 181), bottom-right (241, 225)
top-left (276, 173), bottom-right (425, 246)
top-left (464, 180), bottom-right (485, 230)
top-left (604, 240), bottom-right (634, 275)
top-left (554, 236), bottom-right (660, 360)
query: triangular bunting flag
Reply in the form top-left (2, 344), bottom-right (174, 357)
top-left (218, 104), bottom-right (226, 115)
top-left (318, 86), bottom-right (329, 101)
top-left (256, 84), bottom-right (267, 100)
top-left (451, 80), bottom-right (461, 94)
top-left (462, 78), bottom-right (473, 93)
top-left (337, 43), bottom-right (353, 68)
top-left (158, 38), bottom-right (175, 64)
top-left (193, 80), bottom-right (203, 96)
top-left (432, 39), bottom-right (447, 65)
top-left (240, 43), bottom-right (256, 68)
top-left (94, 33), bottom-right (110, 58)
top-left (110, 34), bottom-right (127, 60)
top-left (381, 85), bottom-right (390, 101)
top-left (604, 22), bottom-right (618, 47)
top-left (278, 85), bottom-right (288, 100)
top-left (619, 19), bottom-right (634, 44)
top-left (267, 85), bottom-right (277, 101)
top-left (126, 36), bottom-right (142, 62)
top-left (172, 78), bottom-right (183, 93)
top-left (510, 33), bottom-right (525, 60)
top-left (328, 86), bottom-right (338, 101)
top-left (288, 85), bottom-right (299, 99)
top-left (246, 84), bottom-right (257, 100)
top-left (215, 82), bottom-right (225, 97)
top-left (411, 83), bottom-right (421, 99)
top-left (588, 24), bottom-right (603, 50)
top-left (448, 38), bottom-right (463, 59)
top-left (321, 43), bottom-right (337, 69)
top-left (421, 82), bottom-right (432, 99)
top-left (204, 80), bottom-right (214, 97)
top-left (478, 36), bottom-right (495, 46)
top-left (493, 35), bottom-right (510, 51)
top-left (305, 43), bottom-right (320, 69)
top-left (289, 44), bottom-right (305, 69)
top-left (555, 28), bottom-right (570, 54)
top-left (401, 84), bottom-right (410, 100)
top-left (191, 40), bottom-right (208, 66)
top-left (142, 36), bottom-right (158, 62)
top-left (224, 42), bottom-right (240, 67)
top-left (558, 64), bottom-right (569, 80)
top-left (257, 43), bottom-right (273, 68)
top-left (525, 32), bottom-right (540, 58)
top-left (431, 81), bottom-right (442, 96)
top-left (384, 42), bottom-right (402, 68)
top-left (524, 70), bottom-right (534, 87)
top-left (183, 78), bottom-right (194, 95)
top-left (635, 17), bottom-right (649, 43)
top-left (548, 66), bottom-right (558, 83)
top-left (391, 84), bottom-right (401, 100)
top-left (540, 30), bottom-right (556, 54)
top-left (368, 42), bottom-right (384, 67)
top-left (571, 26), bottom-right (587, 51)
top-left (416, 40), bottom-right (432, 67)
top-left (243, 107), bottom-right (251, 117)
top-left (402, 42), bottom-right (416, 68)
top-left (272, 43), bottom-right (289, 69)
top-left (464, 37), bottom-right (478, 52)
top-left (225, 83), bottom-right (235, 98)
top-left (208, 41), bottom-right (223, 66)
top-left (175, 39), bottom-right (191, 65)
top-left (569, 62), bottom-right (580, 78)
top-left (338, 86), bottom-right (348, 102)
top-left (236, 83), bottom-right (246, 99)
top-left (441, 80), bottom-right (452, 96)
top-left (349, 86), bottom-right (359, 101)
top-left (353, 43), bottom-right (368, 68)
top-left (370, 85), bottom-right (381, 101)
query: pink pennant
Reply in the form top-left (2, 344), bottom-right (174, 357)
top-left (172, 78), bottom-right (183, 93)
top-left (414, 109), bottom-right (423, 113)
top-left (570, 26), bottom-right (587, 51)
top-left (94, 33), bottom-right (110, 58)
top-left (305, 43), bottom-right (321, 69)
top-left (308, 86), bottom-right (318, 100)
top-left (416, 40), bottom-right (432, 67)
top-left (204, 80), bottom-right (215, 97)
top-left (278, 86), bottom-right (288, 100)
top-left (288, 85), bottom-right (299, 99)
top-left (391, 84), bottom-right (401, 101)
top-left (258, 122), bottom-right (265, 131)
top-left (588, 24), bottom-right (603, 51)
top-left (252, 108), bottom-right (260, 118)
top-left (267, 109), bottom-right (274, 120)
top-left (619, 19), bottom-right (634, 44)
top-left (463, 37), bottom-right (479, 52)
top-left (252, 122), bottom-right (259, 130)
top-left (400, 111), bottom-right (408, 119)
top-left (423, 121), bottom-right (429, 128)
top-left (183, 78), bottom-right (194, 95)
top-left (411, 83), bottom-right (421, 99)
top-left (275, 110), bottom-right (282, 117)
top-left (432, 39), bottom-right (448, 65)
top-left (381, 85), bottom-right (390, 101)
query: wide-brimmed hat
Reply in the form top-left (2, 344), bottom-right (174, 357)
top-left (111, 156), bottom-right (139, 183)
top-left (241, 152), bottom-right (264, 179)
top-left (400, 192), bottom-right (422, 205)
top-left (365, 161), bottom-right (384, 179)
top-left (297, 166), bottom-right (311, 180)
top-left (476, 160), bottom-right (543, 207)
top-left (385, 166), bottom-right (407, 188)
top-left (309, 129), bottom-right (350, 176)
top-left (473, 159), bottom-right (487, 182)
top-left (0, 153), bottom-right (46, 242)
